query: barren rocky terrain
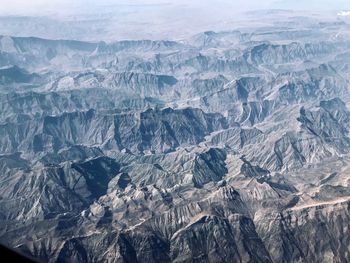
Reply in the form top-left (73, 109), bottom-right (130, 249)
top-left (1, 10), bottom-right (350, 262)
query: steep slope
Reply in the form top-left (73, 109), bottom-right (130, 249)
top-left (2, 13), bottom-right (350, 263)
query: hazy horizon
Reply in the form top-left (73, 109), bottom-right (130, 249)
top-left (1, 0), bottom-right (350, 41)
top-left (1, 0), bottom-right (350, 17)
top-left (3, 1), bottom-right (350, 262)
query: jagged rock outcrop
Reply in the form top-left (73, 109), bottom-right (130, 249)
top-left (2, 12), bottom-right (350, 263)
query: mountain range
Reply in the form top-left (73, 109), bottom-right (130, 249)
top-left (1, 10), bottom-right (350, 263)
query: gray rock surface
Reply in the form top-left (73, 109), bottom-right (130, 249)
top-left (2, 11), bottom-right (350, 263)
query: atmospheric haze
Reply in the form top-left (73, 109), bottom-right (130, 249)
top-left (2, 0), bottom-right (350, 263)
